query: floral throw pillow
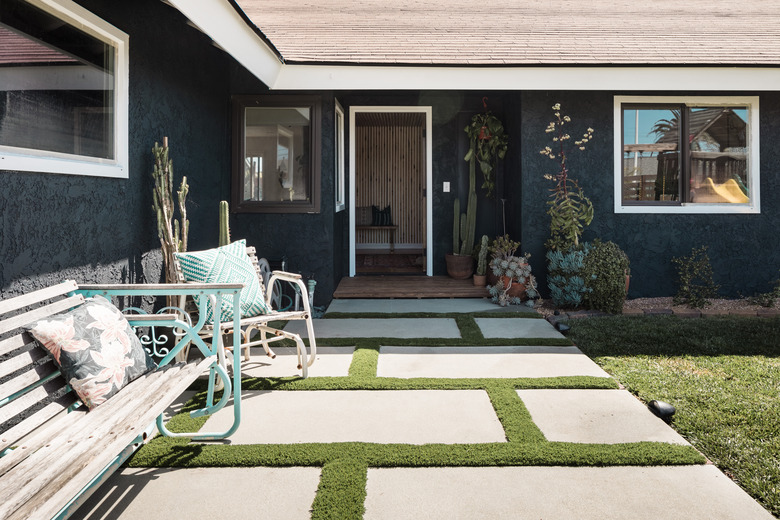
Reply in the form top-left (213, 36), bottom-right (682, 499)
top-left (26, 296), bottom-right (157, 409)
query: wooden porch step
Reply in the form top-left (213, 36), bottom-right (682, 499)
top-left (333, 276), bottom-right (489, 299)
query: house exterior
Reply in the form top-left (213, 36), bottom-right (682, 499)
top-left (2, 0), bottom-right (779, 304)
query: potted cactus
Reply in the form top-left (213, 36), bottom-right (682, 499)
top-left (473, 235), bottom-right (489, 286)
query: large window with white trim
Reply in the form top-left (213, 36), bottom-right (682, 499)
top-left (615, 96), bottom-right (759, 214)
top-left (0, 0), bottom-right (128, 177)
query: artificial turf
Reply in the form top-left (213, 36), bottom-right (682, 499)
top-left (127, 311), bottom-right (708, 519)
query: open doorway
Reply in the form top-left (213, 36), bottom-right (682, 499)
top-left (349, 107), bottom-right (433, 276)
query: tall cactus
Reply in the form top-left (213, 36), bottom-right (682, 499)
top-left (476, 234), bottom-right (489, 276)
top-left (152, 137), bottom-right (189, 287)
top-left (453, 137), bottom-right (478, 256)
top-left (218, 200), bottom-right (231, 247)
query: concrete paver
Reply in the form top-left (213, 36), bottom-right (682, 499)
top-left (475, 317), bottom-right (565, 339)
top-left (72, 467), bottom-right (320, 520)
top-left (377, 346), bottom-right (611, 379)
top-left (517, 389), bottom-right (690, 445)
top-left (364, 466), bottom-right (775, 520)
top-left (200, 390), bottom-right (506, 445)
top-left (240, 346), bottom-right (355, 378)
top-left (326, 298), bottom-right (536, 314)
top-left (284, 318), bottom-right (461, 338)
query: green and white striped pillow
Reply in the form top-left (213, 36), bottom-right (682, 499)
top-left (175, 239), bottom-right (269, 323)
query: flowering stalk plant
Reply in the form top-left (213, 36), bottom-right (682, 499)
top-left (540, 103), bottom-right (594, 251)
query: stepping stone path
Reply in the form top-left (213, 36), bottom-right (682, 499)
top-left (377, 345), bottom-right (611, 379)
top-left (72, 300), bottom-right (775, 520)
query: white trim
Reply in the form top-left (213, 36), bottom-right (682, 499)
top-left (613, 95), bottom-right (760, 215)
top-left (166, 0), bottom-right (282, 88)
top-left (272, 65), bottom-right (780, 92)
top-left (349, 106), bottom-right (433, 277)
top-left (0, 0), bottom-right (129, 178)
top-left (334, 100), bottom-right (346, 212)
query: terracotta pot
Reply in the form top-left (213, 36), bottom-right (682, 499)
top-left (501, 276), bottom-right (527, 300)
top-left (445, 254), bottom-right (474, 280)
top-left (473, 274), bottom-right (487, 287)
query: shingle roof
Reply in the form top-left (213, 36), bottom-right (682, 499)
top-left (232, 0), bottom-right (780, 65)
top-left (0, 26), bottom-right (76, 66)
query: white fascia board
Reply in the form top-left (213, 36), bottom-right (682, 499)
top-left (272, 65), bottom-right (780, 91)
top-left (167, 0), bottom-right (282, 88)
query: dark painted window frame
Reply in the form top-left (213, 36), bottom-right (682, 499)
top-left (231, 94), bottom-right (322, 214)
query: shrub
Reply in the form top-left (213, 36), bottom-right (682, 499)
top-left (546, 243), bottom-right (592, 308)
top-left (672, 246), bottom-right (720, 308)
top-left (581, 240), bottom-right (630, 314)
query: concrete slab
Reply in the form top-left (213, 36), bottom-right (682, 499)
top-left (240, 346), bottom-right (355, 378)
top-left (325, 298), bottom-right (537, 315)
top-left (516, 389), bottom-right (690, 445)
top-left (476, 317), bottom-right (565, 339)
top-left (284, 318), bottom-right (461, 339)
top-left (364, 465), bottom-right (775, 520)
top-left (200, 390), bottom-right (506, 445)
top-left (71, 467), bottom-right (320, 520)
top-left (377, 346), bottom-right (612, 379)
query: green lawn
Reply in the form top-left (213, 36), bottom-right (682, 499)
top-left (567, 315), bottom-right (780, 518)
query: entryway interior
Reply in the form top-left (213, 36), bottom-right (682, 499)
top-left (354, 111), bottom-right (426, 274)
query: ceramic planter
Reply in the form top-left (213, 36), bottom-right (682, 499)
top-left (445, 253), bottom-right (474, 280)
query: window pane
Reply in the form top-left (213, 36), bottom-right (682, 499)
top-left (688, 107), bottom-right (749, 204)
top-left (0, 0), bottom-right (115, 160)
top-left (622, 107), bottom-right (680, 202)
top-left (243, 107), bottom-right (311, 203)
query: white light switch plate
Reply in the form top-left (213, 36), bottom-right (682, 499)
top-left (443, 182), bottom-right (450, 192)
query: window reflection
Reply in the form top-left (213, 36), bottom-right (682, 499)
top-left (0, 0), bottom-right (115, 160)
top-left (622, 105), bottom-right (749, 204)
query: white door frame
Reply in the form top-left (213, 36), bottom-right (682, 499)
top-left (349, 106), bottom-right (433, 277)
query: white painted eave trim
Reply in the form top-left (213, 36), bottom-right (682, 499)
top-left (273, 65), bottom-right (780, 91)
top-left (166, 0), bottom-right (282, 88)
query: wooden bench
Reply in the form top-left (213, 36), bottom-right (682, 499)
top-left (0, 280), bottom-right (243, 520)
top-left (356, 225), bottom-right (398, 253)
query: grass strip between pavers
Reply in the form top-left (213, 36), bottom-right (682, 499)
top-left (127, 315), bottom-right (709, 519)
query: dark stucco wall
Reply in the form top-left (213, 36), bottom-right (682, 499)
top-left (519, 91), bottom-right (780, 298)
top-left (0, 0), bottom-right (233, 297)
top-left (2, 2), bottom-right (775, 303)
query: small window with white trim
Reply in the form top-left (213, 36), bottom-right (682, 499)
top-left (615, 96), bottom-right (759, 214)
top-left (335, 99), bottom-right (346, 212)
top-left (0, 0), bottom-right (128, 178)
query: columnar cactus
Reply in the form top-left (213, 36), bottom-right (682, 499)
top-left (477, 235), bottom-right (489, 276)
top-left (152, 137), bottom-right (189, 286)
top-left (218, 200), bottom-right (231, 247)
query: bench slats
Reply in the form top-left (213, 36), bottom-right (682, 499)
top-left (0, 280), bottom-right (78, 316)
top-left (0, 334), bottom-right (30, 358)
top-left (0, 294), bottom-right (85, 336)
top-left (0, 374), bottom-right (68, 425)
top-left (0, 360), bottom-right (60, 403)
top-left (0, 356), bottom-right (214, 520)
top-left (0, 344), bottom-right (49, 379)
top-left (0, 394), bottom-right (79, 455)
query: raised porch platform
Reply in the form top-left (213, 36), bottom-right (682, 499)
top-left (333, 275), bottom-right (489, 299)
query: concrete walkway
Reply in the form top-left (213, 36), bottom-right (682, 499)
top-left (72, 299), bottom-right (775, 520)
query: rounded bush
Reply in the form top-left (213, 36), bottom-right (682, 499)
top-left (581, 240), bottom-right (630, 314)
